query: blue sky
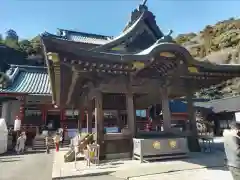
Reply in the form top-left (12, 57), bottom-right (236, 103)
top-left (1, 0), bottom-right (239, 40)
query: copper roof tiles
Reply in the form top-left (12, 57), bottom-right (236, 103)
top-left (0, 65), bottom-right (51, 95)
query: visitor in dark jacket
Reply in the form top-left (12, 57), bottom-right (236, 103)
top-left (223, 121), bottom-right (240, 180)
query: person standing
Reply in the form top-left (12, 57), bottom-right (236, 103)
top-left (223, 121), bottom-right (240, 180)
top-left (45, 133), bottom-right (50, 154)
top-left (53, 132), bottom-right (60, 152)
top-left (16, 133), bottom-right (26, 154)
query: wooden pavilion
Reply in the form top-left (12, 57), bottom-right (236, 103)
top-left (41, 3), bottom-right (240, 159)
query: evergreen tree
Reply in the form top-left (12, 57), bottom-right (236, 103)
top-left (5, 29), bottom-right (20, 50)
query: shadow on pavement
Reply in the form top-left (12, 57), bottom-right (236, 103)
top-left (0, 159), bottom-right (21, 163)
top-left (0, 149), bottom-right (46, 158)
top-left (53, 171), bottom-right (116, 180)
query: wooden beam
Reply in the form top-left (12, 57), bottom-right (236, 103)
top-left (66, 71), bottom-right (80, 106)
top-left (99, 83), bottom-right (158, 94)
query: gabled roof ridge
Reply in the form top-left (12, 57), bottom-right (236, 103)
top-left (0, 64), bottom-right (51, 95)
top-left (58, 29), bottom-right (113, 40)
top-left (90, 12), bottom-right (147, 51)
top-left (10, 64), bottom-right (47, 70)
top-left (206, 95), bottom-right (240, 103)
top-left (4, 65), bottom-right (47, 89)
top-left (41, 32), bottom-right (66, 39)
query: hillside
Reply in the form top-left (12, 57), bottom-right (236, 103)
top-left (175, 18), bottom-right (240, 99)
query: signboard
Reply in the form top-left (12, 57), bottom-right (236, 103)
top-left (235, 112), bottom-right (240, 123)
top-left (65, 110), bottom-right (79, 116)
top-left (25, 110), bottom-right (42, 116)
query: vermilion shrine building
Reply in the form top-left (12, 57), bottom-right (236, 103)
top-left (0, 2), bottom-right (239, 159)
top-left (41, 3), bottom-right (240, 159)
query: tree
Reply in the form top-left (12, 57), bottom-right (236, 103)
top-left (5, 38), bottom-right (20, 50)
top-left (19, 39), bottom-right (33, 54)
top-left (0, 34), bottom-right (3, 43)
top-left (4, 29), bottom-right (20, 50)
top-left (5, 29), bottom-right (18, 41)
top-left (31, 36), bottom-right (42, 54)
top-left (202, 26), bottom-right (213, 56)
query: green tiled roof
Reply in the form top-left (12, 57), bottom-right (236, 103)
top-left (0, 65), bottom-right (51, 95)
top-left (194, 95), bottom-right (240, 113)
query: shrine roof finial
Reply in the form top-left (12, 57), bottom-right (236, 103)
top-left (142, 0), bottom-right (147, 6)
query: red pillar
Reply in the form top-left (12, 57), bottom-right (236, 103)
top-left (60, 109), bottom-right (66, 128)
top-left (16, 96), bottom-right (25, 135)
top-left (19, 96), bottom-right (25, 121)
top-left (42, 106), bottom-right (47, 125)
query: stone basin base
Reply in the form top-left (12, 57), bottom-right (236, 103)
top-left (133, 137), bottom-right (189, 162)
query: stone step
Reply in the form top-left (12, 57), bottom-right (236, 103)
top-left (32, 139), bottom-right (70, 150)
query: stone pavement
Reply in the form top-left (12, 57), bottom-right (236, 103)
top-left (129, 167), bottom-right (233, 180)
top-left (52, 148), bottom-right (141, 179)
top-left (52, 147), bottom-right (229, 180)
top-left (62, 169), bottom-right (233, 180)
top-left (0, 150), bottom-right (53, 180)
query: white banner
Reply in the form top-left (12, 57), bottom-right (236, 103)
top-left (235, 112), bottom-right (240, 123)
top-left (14, 119), bottom-right (21, 131)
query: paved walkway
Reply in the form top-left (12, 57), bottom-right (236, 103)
top-left (0, 150), bottom-right (53, 180)
top-left (129, 167), bottom-right (233, 180)
top-left (52, 148), bottom-right (228, 179)
top-left (52, 138), bottom-right (231, 180)
top-left (65, 169), bottom-right (233, 180)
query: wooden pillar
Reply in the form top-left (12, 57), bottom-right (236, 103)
top-left (126, 90), bottom-right (136, 137)
top-left (60, 109), bottom-right (64, 128)
top-left (87, 99), bottom-right (93, 133)
top-left (186, 91), bottom-right (197, 135)
top-left (186, 85), bottom-right (201, 152)
top-left (94, 90), bottom-right (104, 157)
top-left (160, 87), bottom-right (171, 132)
top-left (78, 108), bottom-right (84, 133)
top-left (116, 110), bottom-right (123, 130)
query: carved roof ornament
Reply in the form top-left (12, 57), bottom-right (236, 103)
top-left (0, 72), bottom-right (10, 89)
top-left (123, 0), bottom-right (149, 32)
top-left (156, 30), bottom-right (174, 44)
top-left (139, 0), bottom-right (148, 11)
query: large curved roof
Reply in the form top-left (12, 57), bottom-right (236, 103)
top-left (40, 2), bottom-right (240, 107)
top-left (41, 34), bottom-right (240, 73)
top-left (42, 3), bottom-right (163, 54)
